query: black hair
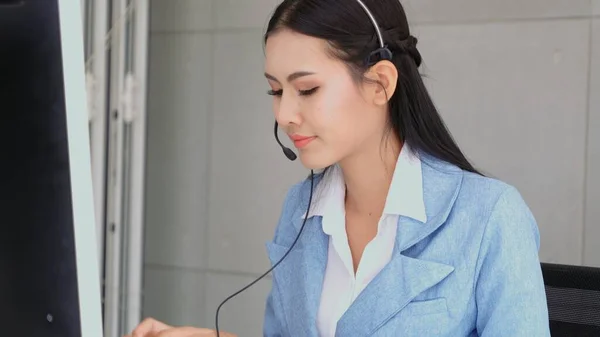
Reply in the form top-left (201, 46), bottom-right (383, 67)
top-left (264, 0), bottom-right (481, 175)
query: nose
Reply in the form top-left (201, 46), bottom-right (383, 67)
top-left (274, 92), bottom-right (301, 129)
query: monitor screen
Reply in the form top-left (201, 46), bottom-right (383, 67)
top-left (0, 0), bottom-right (103, 336)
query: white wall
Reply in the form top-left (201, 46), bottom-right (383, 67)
top-left (143, 0), bottom-right (600, 335)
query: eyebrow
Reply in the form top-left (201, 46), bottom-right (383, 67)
top-left (264, 71), bottom-right (316, 83)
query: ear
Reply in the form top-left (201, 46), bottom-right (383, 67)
top-left (364, 60), bottom-right (398, 106)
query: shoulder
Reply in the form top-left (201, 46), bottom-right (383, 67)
top-left (453, 173), bottom-right (542, 271)
top-left (421, 153), bottom-right (534, 225)
top-left (420, 157), bottom-right (547, 314)
top-left (459, 170), bottom-right (536, 234)
top-left (461, 170), bottom-right (527, 212)
top-left (420, 154), bottom-right (539, 250)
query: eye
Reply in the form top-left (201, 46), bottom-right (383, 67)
top-left (299, 87), bottom-right (319, 96)
top-left (267, 89), bottom-right (283, 96)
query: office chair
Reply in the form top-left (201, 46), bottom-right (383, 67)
top-left (541, 263), bottom-right (600, 336)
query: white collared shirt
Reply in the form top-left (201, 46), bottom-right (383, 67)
top-left (305, 147), bottom-right (427, 337)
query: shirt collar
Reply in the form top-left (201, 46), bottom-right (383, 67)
top-left (384, 146), bottom-right (427, 222)
top-left (301, 145), bottom-right (427, 224)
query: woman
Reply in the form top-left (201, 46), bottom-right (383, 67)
top-left (129, 0), bottom-right (550, 336)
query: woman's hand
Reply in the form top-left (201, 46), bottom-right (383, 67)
top-left (125, 318), bottom-right (237, 337)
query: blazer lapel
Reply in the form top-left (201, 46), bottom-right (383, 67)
top-left (334, 249), bottom-right (455, 336)
top-left (266, 216), bottom-right (328, 337)
top-left (335, 156), bottom-right (464, 336)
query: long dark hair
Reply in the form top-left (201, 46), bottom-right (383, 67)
top-left (265, 0), bottom-right (481, 175)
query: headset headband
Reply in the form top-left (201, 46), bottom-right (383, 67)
top-left (354, 0), bottom-right (393, 65)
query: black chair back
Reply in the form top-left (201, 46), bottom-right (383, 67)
top-left (542, 263), bottom-right (600, 336)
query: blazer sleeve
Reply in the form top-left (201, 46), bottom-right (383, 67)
top-left (474, 186), bottom-right (551, 337)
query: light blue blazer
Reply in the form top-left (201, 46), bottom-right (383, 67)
top-left (263, 154), bottom-right (550, 336)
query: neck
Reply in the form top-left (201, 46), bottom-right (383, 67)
top-left (340, 139), bottom-right (401, 216)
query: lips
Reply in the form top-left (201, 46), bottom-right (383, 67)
top-left (289, 134), bottom-right (316, 149)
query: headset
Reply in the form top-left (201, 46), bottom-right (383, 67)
top-left (214, 1), bottom-right (391, 335)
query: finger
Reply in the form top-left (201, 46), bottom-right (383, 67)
top-left (219, 332), bottom-right (237, 337)
top-left (132, 318), bottom-right (172, 337)
top-left (154, 327), bottom-right (217, 337)
top-left (206, 329), bottom-right (237, 337)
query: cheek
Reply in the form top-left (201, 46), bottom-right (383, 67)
top-left (310, 88), bottom-right (368, 142)
top-left (272, 99), bottom-right (280, 117)
top-left (307, 85), bottom-right (359, 132)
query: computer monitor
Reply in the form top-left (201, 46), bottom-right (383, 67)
top-left (0, 0), bottom-right (103, 336)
